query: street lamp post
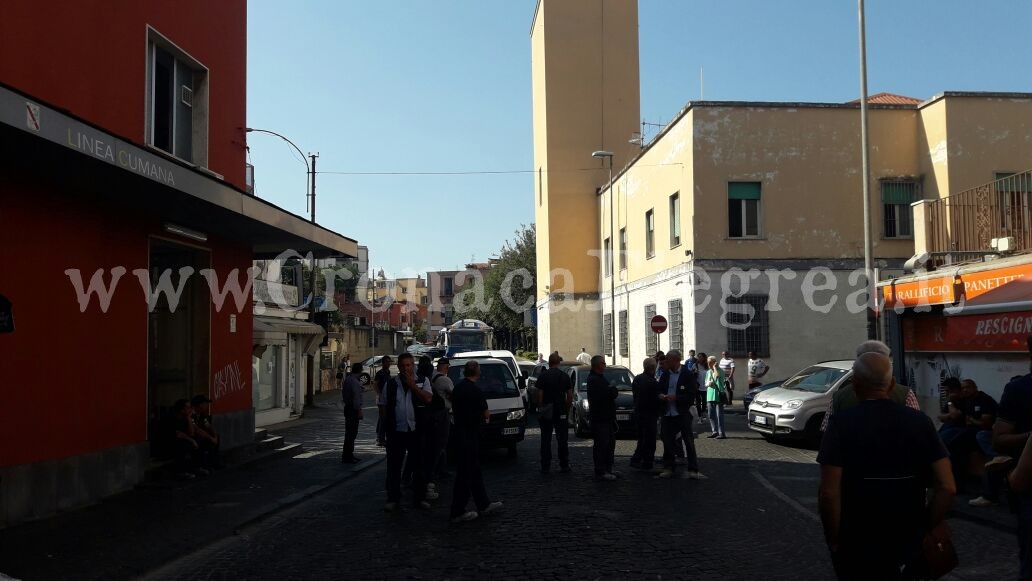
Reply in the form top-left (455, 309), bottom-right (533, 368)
top-left (857, 0), bottom-right (877, 340)
top-left (593, 150), bottom-right (616, 363)
top-left (246, 127), bottom-right (322, 406)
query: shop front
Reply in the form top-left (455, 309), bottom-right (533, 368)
top-left (881, 255), bottom-right (1032, 412)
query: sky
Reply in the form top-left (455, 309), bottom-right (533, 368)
top-left (247, 0), bottom-right (1032, 278)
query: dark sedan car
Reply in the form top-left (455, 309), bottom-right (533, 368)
top-left (742, 379), bottom-right (785, 409)
top-left (566, 365), bottom-right (636, 437)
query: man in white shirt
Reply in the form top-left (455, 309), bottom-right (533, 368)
top-left (747, 351), bottom-right (769, 389)
top-left (383, 353), bottom-right (433, 511)
top-left (719, 351), bottom-right (736, 403)
top-left (576, 348), bottom-right (592, 365)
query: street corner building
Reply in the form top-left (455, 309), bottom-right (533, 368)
top-left (0, 1), bottom-right (356, 527)
top-left (530, 0), bottom-right (1032, 379)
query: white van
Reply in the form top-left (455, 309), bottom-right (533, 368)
top-left (445, 357), bottom-right (527, 457)
top-left (450, 350), bottom-right (528, 403)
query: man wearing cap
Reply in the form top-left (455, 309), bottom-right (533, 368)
top-left (818, 352), bottom-right (955, 579)
top-left (341, 362), bottom-right (365, 464)
top-left (428, 357), bottom-right (454, 482)
top-left (191, 394), bottom-right (219, 469)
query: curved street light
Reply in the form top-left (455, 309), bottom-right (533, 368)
top-left (245, 127), bottom-right (313, 221)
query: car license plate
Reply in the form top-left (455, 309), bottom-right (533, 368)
top-left (617, 413), bottom-right (630, 421)
top-left (753, 415), bottom-right (767, 425)
top-left (502, 427), bottom-right (520, 435)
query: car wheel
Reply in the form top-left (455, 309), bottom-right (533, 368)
top-left (507, 444), bottom-right (518, 458)
top-left (805, 414), bottom-right (825, 445)
top-left (359, 373), bottom-right (370, 386)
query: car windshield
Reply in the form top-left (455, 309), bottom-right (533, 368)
top-left (576, 368), bottom-right (634, 391)
top-left (447, 363), bottom-right (520, 399)
top-left (361, 356), bottom-right (381, 367)
top-left (518, 364), bottom-right (536, 377)
top-left (449, 331), bottom-right (487, 348)
top-left (780, 366), bottom-right (848, 394)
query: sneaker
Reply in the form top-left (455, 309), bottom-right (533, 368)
top-left (384, 502), bottom-right (398, 512)
top-left (415, 501), bottom-right (432, 510)
top-left (654, 470), bottom-right (674, 479)
top-left (481, 501), bottom-right (504, 515)
top-left (986, 456), bottom-right (1015, 471)
top-left (451, 511), bottom-right (478, 523)
top-left (687, 471), bottom-right (709, 480)
top-left (425, 491), bottom-right (440, 501)
top-left (969, 496), bottom-right (996, 508)
top-left (707, 433), bottom-right (719, 439)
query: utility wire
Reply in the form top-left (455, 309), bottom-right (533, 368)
top-left (316, 162), bottom-right (683, 177)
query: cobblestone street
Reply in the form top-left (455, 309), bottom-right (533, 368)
top-left (146, 410), bottom-right (1020, 580)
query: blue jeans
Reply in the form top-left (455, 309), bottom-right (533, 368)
top-left (708, 402), bottom-right (725, 437)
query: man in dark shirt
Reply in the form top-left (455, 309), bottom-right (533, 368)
top-left (992, 338), bottom-right (1032, 578)
top-left (340, 362), bottom-right (365, 464)
top-left (656, 350), bottom-right (704, 480)
top-left (630, 358), bottom-right (662, 471)
top-left (818, 352), bottom-right (955, 580)
top-left (450, 361), bottom-right (502, 523)
top-left (374, 356), bottom-right (393, 446)
top-left (587, 355), bottom-right (618, 481)
top-left (536, 352), bottom-right (573, 474)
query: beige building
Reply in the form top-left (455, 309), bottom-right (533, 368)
top-left (373, 273), bottom-right (427, 307)
top-left (426, 261), bottom-right (497, 333)
top-left (531, 0), bottom-right (1032, 381)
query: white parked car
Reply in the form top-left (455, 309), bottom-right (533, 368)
top-left (450, 350), bottom-right (528, 404)
top-left (748, 360), bottom-right (853, 442)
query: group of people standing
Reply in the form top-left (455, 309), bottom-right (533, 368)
top-left (342, 353), bottom-right (502, 523)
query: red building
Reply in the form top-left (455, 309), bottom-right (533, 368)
top-left (0, 2), bottom-right (356, 526)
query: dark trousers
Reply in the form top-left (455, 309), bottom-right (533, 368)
top-left (385, 430), bottom-right (425, 504)
top-left (632, 416), bottom-right (658, 469)
top-left (197, 437), bottom-right (219, 468)
top-left (172, 438), bottom-right (200, 472)
top-left (695, 392), bottom-right (706, 418)
top-left (450, 428), bottom-right (490, 518)
top-left (430, 410), bottom-right (450, 481)
top-left (342, 409), bottom-right (360, 460)
top-left (661, 415), bottom-right (699, 472)
top-left (592, 420), bottom-right (616, 476)
top-left (1019, 495), bottom-right (1032, 581)
top-left (539, 415), bottom-right (569, 470)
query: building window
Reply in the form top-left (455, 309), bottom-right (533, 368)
top-left (603, 313), bottom-right (614, 356)
top-left (726, 294), bottom-right (770, 358)
top-left (644, 304), bottom-right (658, 355)
top-left (669, 193), bottom-right (681, 247)
top-left (995, 172), bottom-right (1032, 232)
top-left (645, 209), bottom-right (655, 258)
top-left (728, 182), bottom-right (761, 238)
top-left (619, 228), bottom-right (627, 271)
top-left (421, 296), bottom-right (428, 305)
top-left (619, 310), bottom-right (629, 357)
top-left (668, 299), bottom-right (683, 352)
top-left (443, 277), bottom-right (454, 296)
top-left (881, 180), bottom-right (919, 239)
top-left (147, 30), bottom-right (208, 166)
top-left (604, 237), bottom-right (612, 277)
top-left (443, 305), bottom-right (454, 325)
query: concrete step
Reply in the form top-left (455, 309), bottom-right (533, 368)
top-left (253, 427), bottom-right (268, 442)
top-left (255, 435), bottom-right (284, 452)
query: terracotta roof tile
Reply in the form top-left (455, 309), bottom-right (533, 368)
top-left (848, 92), bottom-right (923, 105)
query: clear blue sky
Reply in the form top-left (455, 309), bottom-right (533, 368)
top-left (247, 0), bottom-right (1032, 277)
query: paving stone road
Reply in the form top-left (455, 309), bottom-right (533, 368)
top-left (148, 412), bottom-right (1018, 580)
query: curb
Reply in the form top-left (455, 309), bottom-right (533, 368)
top-left (232, 454), bottom-right (385, 532)
top-left (948, 508), bottom-right (1017, 535)
top-left (141, 454), bottom-right (385, 580)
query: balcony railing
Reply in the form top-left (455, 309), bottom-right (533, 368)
top-left (921, 169), bottom-right (1032, 257)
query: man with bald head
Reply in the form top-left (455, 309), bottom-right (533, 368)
top-left (818, 352), bottom-right (956, 579)
top-left (820, 340), bottom-right (920, 432)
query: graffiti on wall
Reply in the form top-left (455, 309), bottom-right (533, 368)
top-left (214, 360), bottom-right (246, 400)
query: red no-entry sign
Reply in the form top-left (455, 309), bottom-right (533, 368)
top-left (650, 315), bottom-right (668, 334)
